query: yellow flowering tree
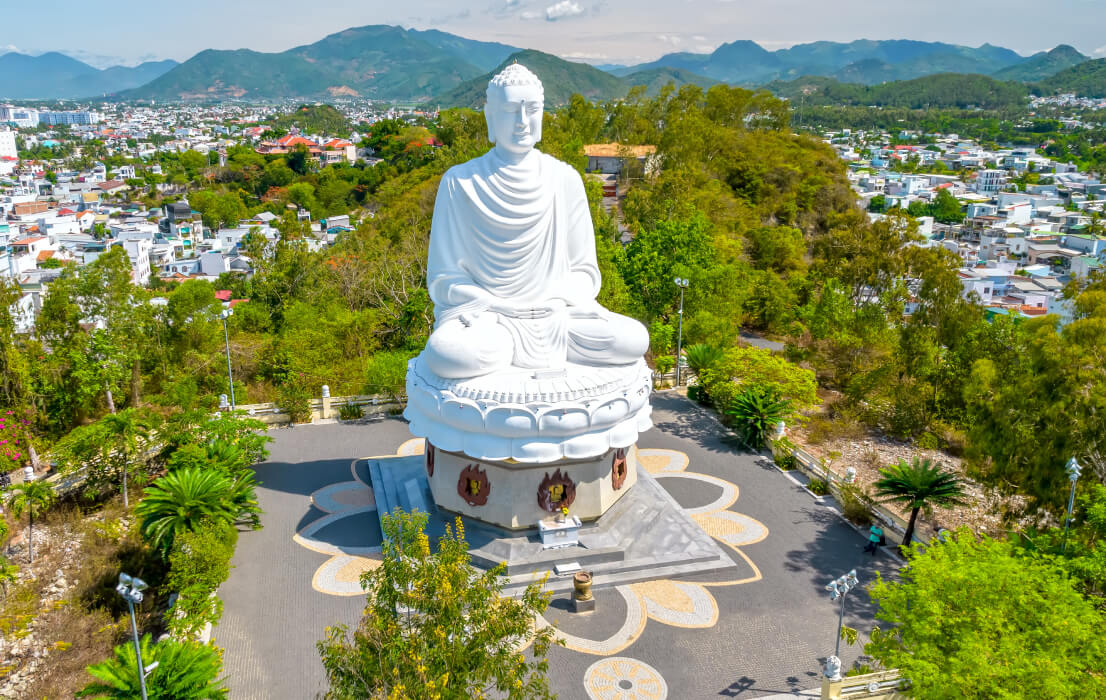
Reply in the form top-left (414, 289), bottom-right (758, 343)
top-left (317, 511), bottom-right (558, 699)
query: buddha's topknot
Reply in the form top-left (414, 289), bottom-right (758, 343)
top-left (486, 63), bottom-right (544, 100)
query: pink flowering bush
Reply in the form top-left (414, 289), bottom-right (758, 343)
top-left (0, 408), bottom-right (34, 473)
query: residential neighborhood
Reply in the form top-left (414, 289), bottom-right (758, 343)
top-left (0, 101), bottom-right (430, 333)
top-left (829, 126), bottom-right (1105, 323)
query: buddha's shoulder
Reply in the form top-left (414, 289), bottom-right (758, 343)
top-left (440, 154), bottom-right (490, 184)
top-left (537, 151), bottom-right (583, 180)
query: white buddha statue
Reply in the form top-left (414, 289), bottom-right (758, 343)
top-left (421, 64), bottom-right (648, 379)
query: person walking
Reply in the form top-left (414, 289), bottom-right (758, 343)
top-left (863, 523), bottom-right (884, 555)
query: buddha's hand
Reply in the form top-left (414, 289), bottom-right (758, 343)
top-left (489, 298), bottom-right (566, 320)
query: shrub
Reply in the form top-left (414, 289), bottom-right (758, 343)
top-left (166, 521), bottom-right (237, 639)
top-left (338, 402), bottom-right (363, 421)
top-left (136, 469), bottom-right (238, 555)
top-left (363, 350), bottom-right (414, 398)
top-left (807, 479), bottom-right (830, 496)
top-left (685, 343), bottom-right (724, 376)
top-left (654, 355), bottom-right (675, 374)
top-left (725, 384), bottom-right (792, 450)
top-left (78, 633), bottom-right (228, 699)
top-left (276, 381), bottom-right (312, 424)
top-left (838, 482), bottom-right (874, 526)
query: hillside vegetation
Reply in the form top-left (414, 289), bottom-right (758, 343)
top-left (265, 105), bottom-right (353, 136)
top-left (766, 73), bottom-right (1030, 110)
top-left (1033, 58), bottom-right (1106, 98)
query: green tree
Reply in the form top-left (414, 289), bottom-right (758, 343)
top-left (78, 634), bottom-right (228, 699)
top-left (5, 480), bottom-right (55, 562)
top-left (317, 511), bottom-right (558, 700)
top-left (866, 531), bottom-right (1106, 698)
top-left (873, 457), bottom-right (966, 548)
top-left (698, 345), bottom-right (819, 411)
top-left (931, 188), bottom-right (965, 223)
top-left (135, 468), bottom-right (239, 555)
top-left (100, 408), bottom-right (158, 508)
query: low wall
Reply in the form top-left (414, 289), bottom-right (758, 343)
top-left (822, 669), bottom-right (907, 700)
top-left (236, 393), bottom-right (406, 426)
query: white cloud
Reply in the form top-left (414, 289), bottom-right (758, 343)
top-left (657, 34), bottom-right (683, 46)
top-left (560, 51), bottom-right (610, 61)
top-left (545, 0), bottom-right (584, 20)
top-left (1094, 45), bottom-right (1106, 56)
top-left (2, 44), bottom-right (20, 54)
top-left (520, 10), bottom-right (542, 19)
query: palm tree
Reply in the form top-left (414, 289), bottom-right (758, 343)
top-left (100, 408), bottom-right (157, 508)
top-left (135, 468), bottom-right (237, 554)
top-left (874, 457), bottom-right (967, 549)
top-left (0, 555), bottom-right (17, 601)
top-left (6, 480), bottom-right (55, 563)
top-left (684, 343), bottom-right (724, 377)
top-left (78, 633), bottom-right (228, 699)
top-left (725, 384), bottom-right (792, 450)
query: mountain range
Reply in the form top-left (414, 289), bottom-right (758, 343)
top-left (0, 52), bottom-right (178, 99)
top-left (610, 40), bottom-right (1087, 86)
top-left (0, 27), bottom-right (1100, 103)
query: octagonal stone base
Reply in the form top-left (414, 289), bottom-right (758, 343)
top-left (428, 443), bottom-right (639, 530)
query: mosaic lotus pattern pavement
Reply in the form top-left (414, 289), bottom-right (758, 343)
top-left (292, 439), bottom-right (768, 699)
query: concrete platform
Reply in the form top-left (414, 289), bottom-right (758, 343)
top-left (368, 455), bottom-right (736, 596)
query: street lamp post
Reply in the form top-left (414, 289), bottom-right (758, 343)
top-left (219, 308), bottom-right (235, 410)
top-left (673, 278), bottom-right (689, 387)
top-left (1062, 457), bottom-right (1081, 554)
top-left (823, 569), bottom-right (859, 681)
top-left (116, 573), bottom-right (150, 700)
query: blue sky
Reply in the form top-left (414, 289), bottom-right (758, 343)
top-left (4, 0), bottom-right (1106, 68)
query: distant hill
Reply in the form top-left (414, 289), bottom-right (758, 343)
top-left (0, 52), bottom-right (177, 99)
top-left (117, 25), bottom-right (519, 101)
top-left (266, 104), bottom-right (353, 135)
top-left (616, 39), bottom-right (1027, 86)
top-left (993, 45), bottom-right (1087, 81)
top-left (436, 50), bottom-right (628, 108)
top-left (408, 29), bottom-right (518, 72)
top-left (1033, 58), bottom-right (1106, 98)
top-left (621, 67), bottom-right (719, 94)
top-left (765, 73), bottom-right (1029, 110)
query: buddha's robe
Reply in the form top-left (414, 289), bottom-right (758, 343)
top-left (422, 149), bottom-right (646, 379)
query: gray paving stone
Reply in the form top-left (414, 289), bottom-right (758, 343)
top-left (218, 398), bottom-right (899, 700)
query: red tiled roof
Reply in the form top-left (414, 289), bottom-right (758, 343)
top-left (214, 289), bottom-right (232, 301)
top-left (12, 236), bottom-right (46, 245)
top-left (36, 250), bottom-right (55, 262)
top-left (228, 298), bottom-right (249, 308)
top-left (277, 135), bottom-right (317, 148)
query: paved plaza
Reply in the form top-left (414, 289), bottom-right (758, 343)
top-left (218, 393), bottom-right (898, 699)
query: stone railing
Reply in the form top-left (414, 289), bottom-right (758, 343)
top-left (235, 389), bottom-right (406, 426)
top-left (773, 442), bottom-right (926, 547)
top-left (821, 669), bottom-right (907, 700)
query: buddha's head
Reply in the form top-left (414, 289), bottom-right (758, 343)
top-left (485, 63), bottom-right (544, 157)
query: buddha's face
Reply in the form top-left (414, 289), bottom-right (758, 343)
top-left (485, 83), bottom-right (543, 156)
